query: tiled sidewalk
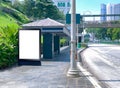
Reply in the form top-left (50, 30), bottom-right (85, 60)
top-left (0, 46), bottom-right (95, 88)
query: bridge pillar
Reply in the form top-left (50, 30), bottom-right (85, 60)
top-left (54, 35), bottom-right (60, 54)
top-left (43, 33), bottom-right (54, 59)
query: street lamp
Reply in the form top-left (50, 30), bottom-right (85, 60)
top-left (82, 11), bottom-right (92, 43)
top-left (67, 0), bottom-right (80, 77)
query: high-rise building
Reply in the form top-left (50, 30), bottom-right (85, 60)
top-left (101, 4), bottom-right (106, 22)
top-left (101, 3), bottom-right (120, 22)
top-left (52, 0), bottom-right (71, 14)
top-left (106, 3), bottom-right (114, 21)
top-left (114, 4), bottom-right (120, 21)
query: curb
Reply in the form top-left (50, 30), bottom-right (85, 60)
top-left (77, 47), bottom-right (87, 62)
top-left (77, 62), bottom-right (102, 88)
top-left (77, 47), bottom-right (102, 88)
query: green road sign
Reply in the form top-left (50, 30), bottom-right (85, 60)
top-left (66, 14), bottom-right (82, 24)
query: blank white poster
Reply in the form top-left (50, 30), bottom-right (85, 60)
top-left (19, 30), bottom-right (40, 60)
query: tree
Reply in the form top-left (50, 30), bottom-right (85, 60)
top-left (87, 28), bottom-right (107, 39)
top-left (86, 28), bottom-right (101, 39)
top-left (23, 0), bottom-right (35, 17)
top-left (45, 4), bottom-right (65, 20)
top-left (12, 0), bottom-right (24, 13)
top-left (112, 28), bottom-right (120, 40)
top-left (86, 22), bottom-right (120, 41)
top-left (34, 0), bottom-right (47, 19)
top-left (107, 28), bottom-right (113, 40)
top-left (21, 0), bottom-right (65, 20)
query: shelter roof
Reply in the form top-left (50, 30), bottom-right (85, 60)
top-left (23, 18), bottom-right (65, 28)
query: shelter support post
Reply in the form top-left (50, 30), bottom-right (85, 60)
top-left (54, 35), bottom-right (60, 54)
top-left (43, 33), bottom-right (54, 59)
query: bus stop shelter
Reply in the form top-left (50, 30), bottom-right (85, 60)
top-left (19, 18), bottom-right (70, 65)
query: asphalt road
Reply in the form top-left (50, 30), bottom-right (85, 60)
top-left (81, 44), bottom-right (120, 88)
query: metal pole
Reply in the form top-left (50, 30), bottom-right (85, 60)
top-left (77, 24), bottom-right (80, 48)
top-left (82, 11), bottom-right (92, 43)
top-left (77, 24), bottom-right (79, 48)
top-left (67, 0), bottom-right (80, 77)
top-left (82, 18), bottom-right (84, 43)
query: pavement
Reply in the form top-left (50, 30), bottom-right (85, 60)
top-left (0, 46), bottom-right (100, 88)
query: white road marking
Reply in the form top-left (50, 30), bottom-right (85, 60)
top-left (77, 62), bottom-right (102, 88)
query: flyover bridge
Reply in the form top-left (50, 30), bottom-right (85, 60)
top-left (79, 14), bottom-right (120, 28)
top-left (79, 22), bottom-right (120, 28)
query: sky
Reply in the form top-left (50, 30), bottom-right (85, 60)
top-left (76, 0), bottom-right (120, 15)
top-left (19, 0), bottom-right (120, 17)
top-left (19, 0), bottom-right (120, 15)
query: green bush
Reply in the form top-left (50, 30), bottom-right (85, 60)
top-left (0, 24), bottom-right (19, 69)
top-left (81, 43), bottom-right (88, 48)
top-left (60, 38), bottom-right (67, 47)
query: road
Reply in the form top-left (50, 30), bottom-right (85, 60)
top-left (81, 44), bottom-right (120, 88)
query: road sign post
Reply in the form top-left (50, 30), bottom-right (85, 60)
top-left (67, 0), bottom-right (80, 77)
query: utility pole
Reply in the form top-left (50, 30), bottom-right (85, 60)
top-left (82, 19), bottom-right (85, 43)
top-left (67, 0), bottom-right (80, 77)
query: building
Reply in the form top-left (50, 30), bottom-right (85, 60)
top-left (114, 4), bottom-right (120, 21)
top-left (52, 0), bottom-right (71, 14)
top-left (101, 3), bottom-right (120, 22)
top-left (106, 3), bottom-right (114, 21)
top-left (101, 4), bottom-right (106, 22)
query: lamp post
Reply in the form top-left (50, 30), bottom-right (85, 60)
top-left (82, 19), bottom-right (85, 43)
top-left (82, 11), bottom-right (92, 43)
top-left (67, 0), bottom-right (80, 77)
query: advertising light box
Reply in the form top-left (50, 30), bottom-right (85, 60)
top-left (19, 30), bottom-right (40, 60)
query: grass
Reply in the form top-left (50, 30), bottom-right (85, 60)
top-left (0, 2), bottom-right (29, 27)
top-left (0, 3), bottom-right (29, 25)
top-left (0, 2), bottom-right (29, 69)
top-left (0, 11), bottom-right (18, 27)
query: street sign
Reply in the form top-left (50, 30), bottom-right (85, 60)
top-left (66, 14), bottom-right (81, 24)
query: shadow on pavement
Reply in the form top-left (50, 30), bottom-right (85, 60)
top-left (41, 46), bottom-right (70, 62)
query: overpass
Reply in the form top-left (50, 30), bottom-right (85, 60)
top-left (78, 22), bottom-right (120, 28)
top-left (79, 14), bottom-right (120, 28)
top-left (81, 14), bottom-right (120, 17)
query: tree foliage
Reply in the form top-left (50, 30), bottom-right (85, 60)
top-left (12, 0), bottom-right (23, 13)
top-left (107, 28), bottom-right (120, 40)
top-left (87, 27), bottom-right (120, 41)
top-left (0, 24), bottom-right (19, 69)
top-left (12, 0), bottom-right (65, 20)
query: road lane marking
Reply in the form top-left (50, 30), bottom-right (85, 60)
top-left (77, 62), bottom-right (102, 88)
